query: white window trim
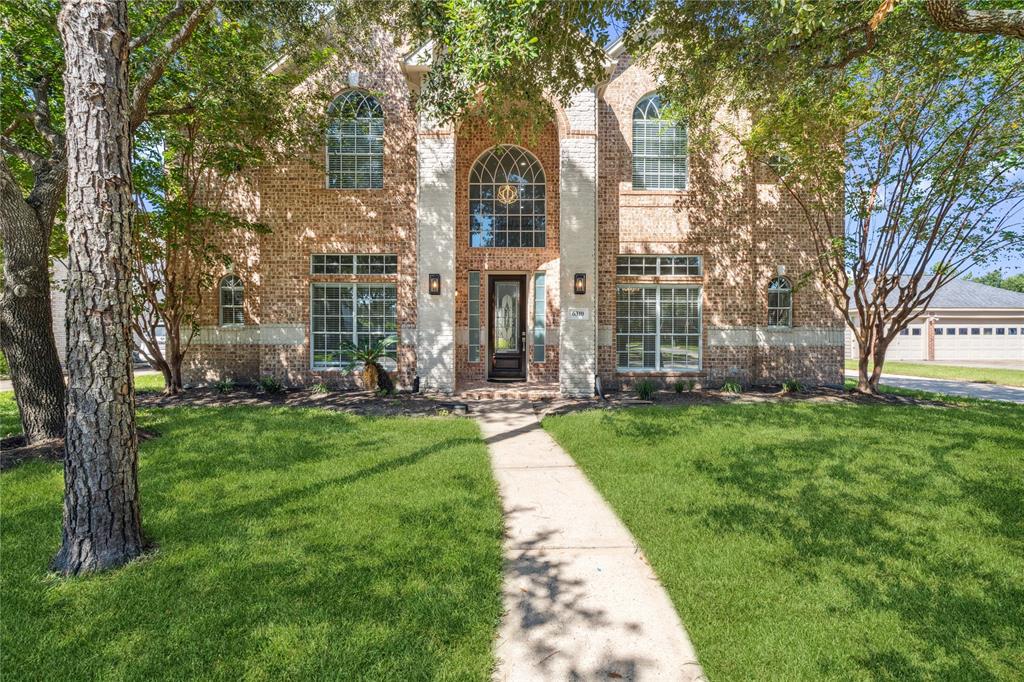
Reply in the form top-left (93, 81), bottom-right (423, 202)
top-left (615, 285), bottom-right (703, 373)
top-left (218, 275), bottom-right (245, 328)
top-left (308, 282), bottom-right (398, 372)
top-left (631, 93), bottom-right (689, 192)
top-left (324, 90), bottom-right (384, 191)
top-left (767, 277), bottom-right (793, 328)
top-left (616, 254), bottom-right (703, 277)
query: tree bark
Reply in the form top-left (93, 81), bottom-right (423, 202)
top-left (52, 0), bottom-right (144, 575)
top-left (0, 158), bottom-right (67, 441)
top-left (925, 0), bottom-right (1024, 39)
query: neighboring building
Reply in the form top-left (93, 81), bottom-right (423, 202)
top-left (183, 37), bottom-right (846, 395)
top-left (50, 259), bottom-right (68, 366)
top-left (845, 278), bottom-right (1024, 362)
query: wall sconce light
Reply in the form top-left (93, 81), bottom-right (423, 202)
top-left (573, 273), bottom-right (587, 295)
top-left (428, 273), bottom-right (441, 296)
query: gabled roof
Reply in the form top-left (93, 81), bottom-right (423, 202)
top-left (849, 277), bottom-right (1024, 310)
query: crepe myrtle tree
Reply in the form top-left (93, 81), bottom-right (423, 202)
top-left (130, 13), bottom-right (332, 395)
top-left (632, 0), bottom-right (1024, 394)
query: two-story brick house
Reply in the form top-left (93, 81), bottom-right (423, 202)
top-left (184, 37), bottom-right (845, 396)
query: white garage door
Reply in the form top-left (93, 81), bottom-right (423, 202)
top-left (886, 324), bottom-right (927, 361)
top-left (934, 325), bottom-right (1024, 361)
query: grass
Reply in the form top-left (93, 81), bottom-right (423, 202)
top-left (845, 358), bottom-right (1024, 387)
top-left (1, 372), bottom-right (165, 438)
top-left (544, 400), bottom-right (1024, 681)
top-left (1, 405), bottom-right (503, 680)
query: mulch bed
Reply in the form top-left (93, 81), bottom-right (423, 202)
top-left (136, 386), bottom-right (459, 417)
top-left (535, 384), bottom-right (966, 418)
top-left (0, 430), bottom-right (158, 472)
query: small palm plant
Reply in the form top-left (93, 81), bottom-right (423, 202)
top-left (342, 336), bottom-right (397, 392)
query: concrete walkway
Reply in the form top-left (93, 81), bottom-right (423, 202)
top-left (475, 401), bottom-right (706, 682)
top-left (845, 370), bottom-right (1024, 403)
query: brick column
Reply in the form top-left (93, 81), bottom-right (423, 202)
top-left (558, 88), bottom-right (599, 397)
top-left (415, 119), bottom-right (457, 393)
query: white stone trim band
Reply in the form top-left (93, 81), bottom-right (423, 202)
top-left (706, 326), bottom-right (845, 348)
top-left (194, 324), bottom-right (306, 346)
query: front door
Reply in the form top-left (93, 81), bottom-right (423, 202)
top-left (488, 275), bottom-right (526, 379)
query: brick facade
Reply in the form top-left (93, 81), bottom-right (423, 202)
top-left (185, 40), bottom-right (844, 393)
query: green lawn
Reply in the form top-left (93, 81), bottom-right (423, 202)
top-left (845, 358), bottom-right (1024, 387)
top-left (544, 400), bottom-right (1024, 681)
top-left (1, 404), bottom-right (503, 680)
top-left (1, 372), bottom-right (164, 438)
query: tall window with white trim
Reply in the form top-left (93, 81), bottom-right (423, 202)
top-left (468, 272), bottom-right (481, 362)
top-left (326, 90), bottom-right (384, 189)
top-left (632, 94), bottom-right (688, 190)
top-left (311, 283), bottom-right (397, 368)
top-left (533, 273), bottom-right (546, 362)
top-left (219, 275), bottom-right (244, 326)
top-left (616, 286), bottom-right (701, 370)
top-left (767, 277), bottom-right (792, 327)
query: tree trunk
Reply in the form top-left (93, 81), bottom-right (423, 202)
top-left (856, 349), bottom-right (874, 394)
top-left (53, 0), bottom-right (143, 575)
top-left (0, 155), bottom-right (67, 443)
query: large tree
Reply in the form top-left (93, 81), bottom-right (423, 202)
top-left (1, 0), bottom-right (214, 443)
top-left (631, 1), bottom-right (1024, 393)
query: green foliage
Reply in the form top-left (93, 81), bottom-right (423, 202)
top-left (0, 406), bottom-right (502, 679)
top-left (967, 269), bottom-right (1024, 293)
top-left (0, 350), bottom-right (9, 378)
top-left (417, 0), bottom-right (641, 136)
top-left (258, 376), bottom-right (283, 394)
top-left (311, 381), bottom-right (330, 394)
top-left (781, 378), bottom-right (804, 394)
top-left (213, 378), bottom-right (235, 394)
top-left (721, 381), bottom-right (742, 394)
top-left (674, 379), bottom-right (694, 394)
top-left (634, 378), bottom-right (656, 401)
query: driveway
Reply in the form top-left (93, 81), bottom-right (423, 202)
top-left (844, 371), bottom-right (1024, 403)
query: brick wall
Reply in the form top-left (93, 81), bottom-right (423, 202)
top-left (596, 54), bottom-right (844, 388)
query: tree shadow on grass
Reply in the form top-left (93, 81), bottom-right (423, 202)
top-left (584, 402), bottom-right (1024, 680)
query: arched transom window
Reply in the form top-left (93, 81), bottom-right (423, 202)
top-left (326, 90), bottom-right (384, 189)
top-left (632, 94), bottom-right (688, 190)
top-left (219, 275), bottom-right (244, 326)
top-left (768, 277), bottom-right (792, 327)
top-left (469, 146), bottom-right (546, 248)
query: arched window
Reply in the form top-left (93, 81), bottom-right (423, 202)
top-left (219, 275), bottom-right (244, 326)
top-left (768, 277), bottom-right (792, 327)
top-left (326, 90), bottom-right (384, 189)
top-left (469, 146), bottom-right (546, 248)
top-left (632, 94), bottom-right (687, 190)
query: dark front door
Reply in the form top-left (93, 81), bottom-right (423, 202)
top-left (488, 275), bottom-right (526, 379)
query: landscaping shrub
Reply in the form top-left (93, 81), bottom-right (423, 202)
top-left (213, 378), bottom-right (234, 394)
top-left (674, 380), bottom-right (693, 394)
top-left (721, 380), bottom-right (742, 394)
top-left (311, 381), bottom-right (330, 394)
top-left (635, 379), bottom-right (656, 401)
top-left (259, 376), bottom-right (283, 394)
top-left (781, 378), bottom-right (805, 394)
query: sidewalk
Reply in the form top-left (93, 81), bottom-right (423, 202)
top-left (475, 401), bottom-right (706, 682)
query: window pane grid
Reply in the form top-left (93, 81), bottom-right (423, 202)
top-left (767, 277), bottom-right (792, 327)
top-left (326, 91), bottom-right (384, 189)
top-left (219, 275), bottom-right (244, 326)
top-left (311, 254), bottom-right (397, 275)
top-left (615, 255), bottom-right (701, 276)
top-left (469, 146), bottom-right (546, 248)
top-left (533, 273), bottom-right (546, 362)
top-left (311, 283), bottom-right (397, 369)
top-left (616, 286), bottom-right (701, 371)
top-left (632, 95), bottom-right (688, 191)
top-left (468, 272), bottom-right (481, 362)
